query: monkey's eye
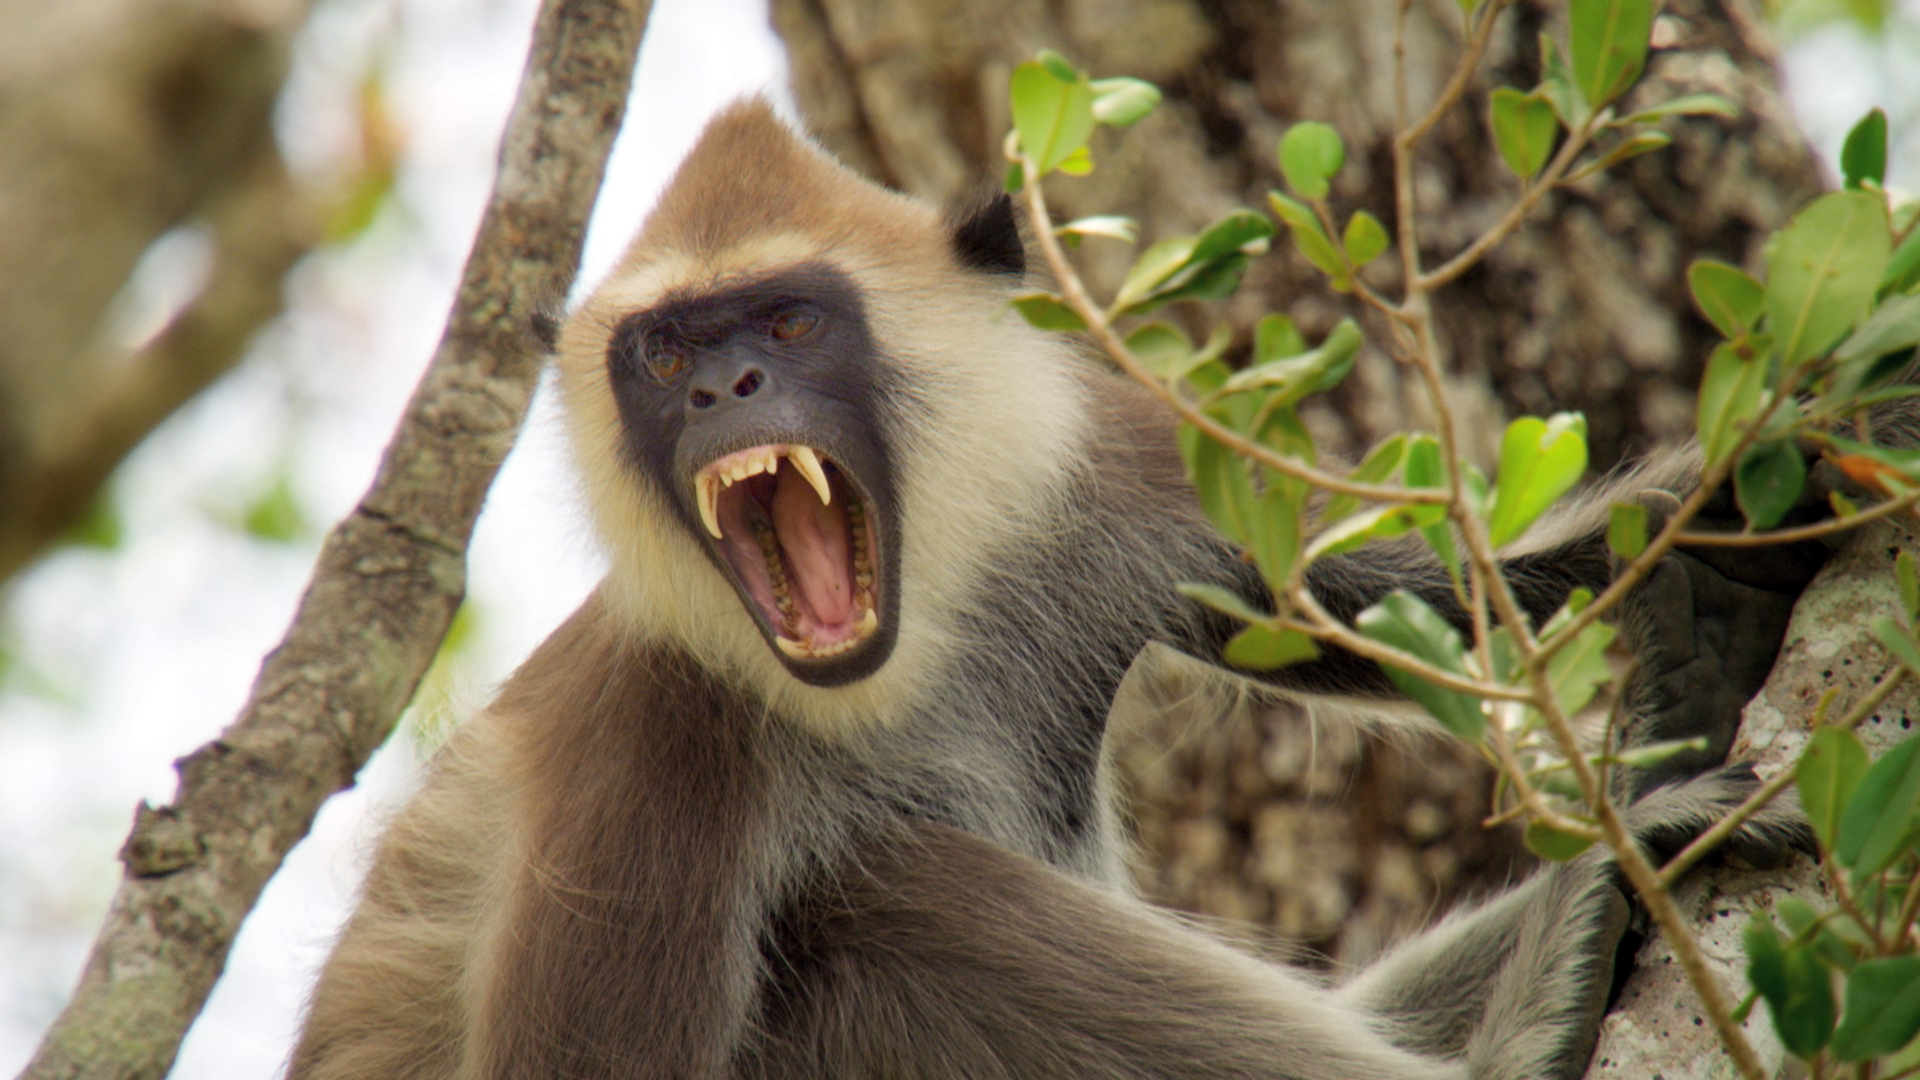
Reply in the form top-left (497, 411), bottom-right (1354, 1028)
top-left (767, 309), bottom-right (820, 342)
top-left (643, 340), bottom-right (692, 382)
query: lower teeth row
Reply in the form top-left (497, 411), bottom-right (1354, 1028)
top-left (752, 520), bottom-right (801, 635)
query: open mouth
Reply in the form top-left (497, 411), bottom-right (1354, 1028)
top-left (694, 444), bottom-right (881, 662)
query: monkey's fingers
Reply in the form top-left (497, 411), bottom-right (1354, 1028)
top-left (1615, 549), bottom-right (1801, 797)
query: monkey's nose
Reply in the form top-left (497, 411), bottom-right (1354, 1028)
top-left (688, 364), bottom-right (767, 410)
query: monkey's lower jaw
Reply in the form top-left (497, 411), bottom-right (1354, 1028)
top-left (695, 443), bottom-right (881, 662)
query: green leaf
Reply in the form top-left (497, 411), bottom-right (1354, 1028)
top-left (1537, 35), bottom-right (1591, 131)
top-left (1036, 49), bottom-right (1078, 82)
top-left (1176, 581), bottom-right (1270, 626)
top-left (1090, 77), bottom-right (1162, 127)
top-left (1834, 956), bottom-right (1920, 1061)
top-left (1696, 339), bottom-right (1771, 465)
top-left (1799, 726), bottom-right (1870, 852)
top-left (1688, 259), bottom-right (1766, 340)
top-left (1219, 319), bottom-right (1363, 406)
top-left (1611, 736), bottom-right (1709, 771)
top-left (1268, 191), bottom-right (1349, 286)
top-left (1405, 433), bottom-right (1446, 490)
top-left (1126, 321), bottom-right (1194, 379)
top-left (1224, 624), bottom-right (1320, 671)
top-left (1546, 617), bottom-right (1617, 717)
top-left (1766, 190), bottom-right (1893, 367)
top-left (1278, 121), bottom-right (1345, 201)
top-left (1488, 413), bottom-right (1590, 548)
top-left (1607, 501), bottom-right (1648, 559)
top-left (1569, 0), bottom-right (1655, 109)
top-left (1587, 130), bottom-right (1670, 173)
top-left (1834, 292), bottom-right (1920, 371)
top-left (1321, 434), bottom-right (1409, 524)
top-left (1840, 107), bottom-right (1889, 191)
top-left (1181, 423), bottom-right (1256, 546)
top-left (1490, 88), bottom-right (1560, 179)
top-left (1011, 292), bottom-right (1087, 331)
top-left (1835, 729), bottom-right (1920, 874)
top-left (1525, 820), bottom-right (1597, 861)
top-left (1254, 313), bottom-right (1308, 364)
top-left (1356, 591), bottom-right (1485, 739)
top-left (242, 473), bottom-right (306, 543)
top-left (1734, 438), bottom-right (1807, 530)
top-left (1113, 236), bottom-right (1198, 312)
top-left (1010, 60), bottom-right (1096, 176)
top-left (1058, 215), bottom-right (1138, 245)
top-left (1620, 93), bottom-right (1738, 124)
top-left (1747, 917), bottom-right (1838, 1057)
top-left (1343, 211), bottom-right (1390, 268)
top-left (1309, 504), bottom-right (1423, 560)
top-left (1191, 209), bottom-right (1276, 263)
top-left (1245, 472), bottom-right (1305, 591)
top-left (1140, 253), bottom-right (1252, 309)
top-left (1886, 225), bottom-right (1920, 296)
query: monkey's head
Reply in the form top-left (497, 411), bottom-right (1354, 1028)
top-left (555, 101), bottom-right (1091, 724)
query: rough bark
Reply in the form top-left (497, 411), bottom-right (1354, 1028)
top-left (769, 0), bottom-right (1827, 980)
top-left (0, 0), bottom-right (322, 583)
top-left (1589, 526), bottom-right (1920, 1079)
top-left (12, 1), bottom-right (651, 1076)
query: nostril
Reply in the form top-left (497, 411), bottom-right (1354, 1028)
top-left (732, 370), bottom-right (763, 398)
top-left (689, 388), bottom-right (717, 409)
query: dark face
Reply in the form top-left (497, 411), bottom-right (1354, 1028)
top-left (602, 264), bottom-right (905, 686)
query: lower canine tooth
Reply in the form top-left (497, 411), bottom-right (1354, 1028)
top-left (787, 446), bottom-right (832, 506)
top-left (775, 636), bottom-right (808, 658)
top-left (853, 608), bottom-right (878, 639)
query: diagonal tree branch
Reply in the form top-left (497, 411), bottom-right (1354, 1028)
top-left (15, 1), bottom-right (653, 1076)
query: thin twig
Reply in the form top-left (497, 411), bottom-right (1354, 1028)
top-left (1418, 118), bottom-right (1598, 292)
top-left (1280, 591), bottom-right (1531, 702)
top-left (1674, 486), bottom-right (1920, 546)
top-left (1020, 168), bottom-right (1445, 504)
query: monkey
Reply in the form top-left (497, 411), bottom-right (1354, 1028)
top-left (286, 100), bottom-right (1821, 1080)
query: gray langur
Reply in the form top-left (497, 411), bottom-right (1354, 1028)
top-left (288, 101), bottom-right (1819, 1080)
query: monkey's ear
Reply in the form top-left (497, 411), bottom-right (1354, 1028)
top-left (946, 192), bottom-right (1025, 278)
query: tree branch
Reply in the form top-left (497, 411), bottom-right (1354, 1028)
top-left (13, 1), bottom-right (651, 1077)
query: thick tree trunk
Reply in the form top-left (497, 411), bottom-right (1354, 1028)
top-left (772, 0), bottom-right (1825, 971)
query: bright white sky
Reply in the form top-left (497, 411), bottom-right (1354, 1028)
top-left (0, 1), bottom-right (1916, 1077)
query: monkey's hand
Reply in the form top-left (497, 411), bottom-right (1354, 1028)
top-left (1613, 484), bottom-right (1829, 799)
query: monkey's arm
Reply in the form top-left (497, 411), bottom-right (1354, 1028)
top-left (751, 819), bottom-right (1468, 1080)
top-left (287, 727), bottom-right (507, 1080)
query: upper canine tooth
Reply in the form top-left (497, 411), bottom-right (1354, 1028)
top-left (788, 446), bottom-right (831, 506)
top-left (697, 474), bottom-right (723, 539)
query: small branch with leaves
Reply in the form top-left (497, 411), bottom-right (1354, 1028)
top-left (998, 1), bottom-right (1920, 1076)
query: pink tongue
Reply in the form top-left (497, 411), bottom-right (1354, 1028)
top-left (771, 469), bottom-right (854, 626)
